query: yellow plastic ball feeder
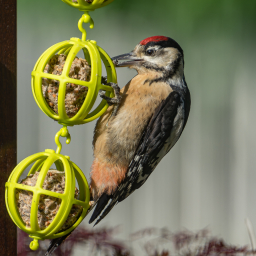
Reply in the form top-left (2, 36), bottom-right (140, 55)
top-left (31, 11), bottom-right (117, 126)
top-left (5, 128), bottom-right (90, 250)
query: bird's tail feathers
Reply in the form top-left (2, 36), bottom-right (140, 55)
top-left (89, 193), bottom-right (111, 224)
top-left (44, 234), bottom-right (70, 256)
top-left (92, 197), bottom-right (118, 226)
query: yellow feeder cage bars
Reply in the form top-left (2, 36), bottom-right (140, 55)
top-left (31, 10), bottom-right (117, 126)
top-left (5, 148), bottom-right (90, 250)
top-left (62, 0), bottom-right (115, 11)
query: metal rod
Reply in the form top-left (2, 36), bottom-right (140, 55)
top-left (0, 0), bottom-right (17, 255)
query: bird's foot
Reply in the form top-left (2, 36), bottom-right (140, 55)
top-left (89, 201), bottom-right (95, 207)
top-left (99, 79), bottom-right (121, 117)
top-left (87, 201), bottom-right (95, 211)
top-left (101, 76), bottom-right (108, 85)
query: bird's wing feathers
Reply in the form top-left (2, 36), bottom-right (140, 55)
top-left (92, 91), bottom-right (184, 225)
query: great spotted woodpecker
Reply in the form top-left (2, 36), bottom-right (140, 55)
top-left (45, 36), bottom-right (190, 255)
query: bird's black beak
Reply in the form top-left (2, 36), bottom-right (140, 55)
top-left (111, 52), bottom-right (144, 67)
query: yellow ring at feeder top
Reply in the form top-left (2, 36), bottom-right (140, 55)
top-left (62, 0), bottom-right (115, 11)
top-left (31, 37), bottom-right (116, 126)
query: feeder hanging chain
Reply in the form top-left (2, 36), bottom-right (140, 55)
top-left (55, 126), bottom-right (71, 154)
top-left (78, 11), bottom-right (94, 41)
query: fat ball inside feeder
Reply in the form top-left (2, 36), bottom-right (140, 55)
top-left (16, 169), bottom-right (83, 232)
top-left (42, 54), bottom-right (91, 118)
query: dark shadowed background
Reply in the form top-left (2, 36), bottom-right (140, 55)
top-left (18, 0), bottom-right (256, 254)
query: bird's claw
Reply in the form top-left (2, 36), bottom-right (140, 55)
top-left (101, 76), bottom-right (108, 85)
top-left (89, 201), bottom-right (95, 210)
top-left (99, 81), bottom-right (121, 117)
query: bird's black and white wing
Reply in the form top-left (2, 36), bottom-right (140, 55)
top-left (89, 90), bottom-right (190, 225)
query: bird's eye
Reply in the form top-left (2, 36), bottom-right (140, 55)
top-left (146, 49), bottom-right (155, 56)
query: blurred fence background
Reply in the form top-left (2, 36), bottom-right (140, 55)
top-left (18, 0), bottom-right (256, 254)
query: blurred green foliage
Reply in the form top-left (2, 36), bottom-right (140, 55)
top-left (112, 0), bottom-right (256, 31)
top-left (19, 0), bottom-right (256, 34)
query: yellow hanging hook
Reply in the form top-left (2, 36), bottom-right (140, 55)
top-left (55, 126), bottom-right (71, 154)
top-left (78, 11), bottom-right (94, 41)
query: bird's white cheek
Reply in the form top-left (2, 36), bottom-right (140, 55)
top-left (144, 56), bottom-right (160, 65)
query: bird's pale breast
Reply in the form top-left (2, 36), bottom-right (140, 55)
top-left (94, 73), bottom-right (173, 166)
top-left (91, 73), bottom-right (173, 198)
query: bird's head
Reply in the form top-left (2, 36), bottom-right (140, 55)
top-left (112, 36), bottom-right (184, 78)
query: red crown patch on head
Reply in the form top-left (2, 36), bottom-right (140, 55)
top-left (140, 36), bottom-right (169, 45)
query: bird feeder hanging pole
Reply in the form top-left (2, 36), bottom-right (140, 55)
top-left (0, 0), bottom-right (17, 255)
